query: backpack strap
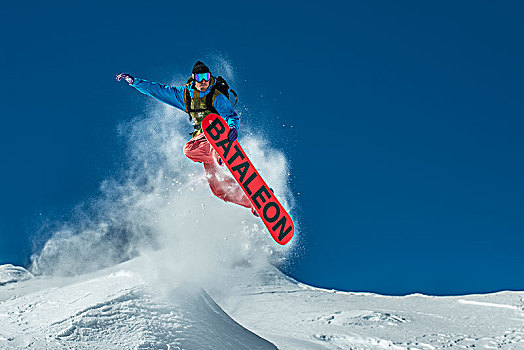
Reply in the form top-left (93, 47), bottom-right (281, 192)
top-left (183, 87), bottom-right (191, 115)
top-left (230, 89), bottom-right (238, 107)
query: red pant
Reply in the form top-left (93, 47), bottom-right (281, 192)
top-left (183, 133), bottom-right (252, 208)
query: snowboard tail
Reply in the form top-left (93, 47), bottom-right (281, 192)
top-left (202, 114), bottom-right (294, 245)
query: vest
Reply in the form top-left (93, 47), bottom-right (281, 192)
top-left (183, 77), bottom-right (222, 137)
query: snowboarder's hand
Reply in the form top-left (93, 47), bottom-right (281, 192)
top-left (116, 73), bottom-right (134, 85)
top-left (228, 127), bottom-right (238, 142)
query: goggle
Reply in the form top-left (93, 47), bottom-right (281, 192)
top-left (194, 72), bottom-right (211, 82)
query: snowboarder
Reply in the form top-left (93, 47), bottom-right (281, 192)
top-left (116, 61), bottom-right (253, 211)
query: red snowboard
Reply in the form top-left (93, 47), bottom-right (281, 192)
top-left (202, 114), bottom-right (294, 245)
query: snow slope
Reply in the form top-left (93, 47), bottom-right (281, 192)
top-left (1, 261), bottom-right (523, 349)
top-left (218, 267), bottom-right (524, 349)
top-left (0, 262), bottom-right (275, 349)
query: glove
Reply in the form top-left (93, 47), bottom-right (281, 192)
top-left (116, 73), bottom-right (134, 85)
top-left (228, 127), bottom-right (238, 141)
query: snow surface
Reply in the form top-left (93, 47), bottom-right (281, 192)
top-left (1, 260), bottom-right (523, 349)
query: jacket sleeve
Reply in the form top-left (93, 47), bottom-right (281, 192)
top-left (214, 94), bottom-right (240, 130)
top-left (131, 78), bottom-right (186, 111)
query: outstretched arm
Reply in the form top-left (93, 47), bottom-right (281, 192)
top-left (116, 73), bottom-right (186, 111)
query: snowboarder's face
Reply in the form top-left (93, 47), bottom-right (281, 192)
top-left (194, 74), bottom-right (210, 92)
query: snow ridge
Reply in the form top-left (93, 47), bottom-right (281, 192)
top-left (0, 263), bottom-right (277, 349)
top-left (0, 264), bottom-right (33, 286)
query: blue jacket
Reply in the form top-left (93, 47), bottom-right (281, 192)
top-left (132, 78), bottom-right (240, 130)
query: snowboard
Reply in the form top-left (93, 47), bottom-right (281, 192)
top-left (202, 114), bottom-right (294, 245)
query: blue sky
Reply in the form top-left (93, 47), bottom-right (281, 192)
top-left (1, 1), bottom-right (523, 295)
